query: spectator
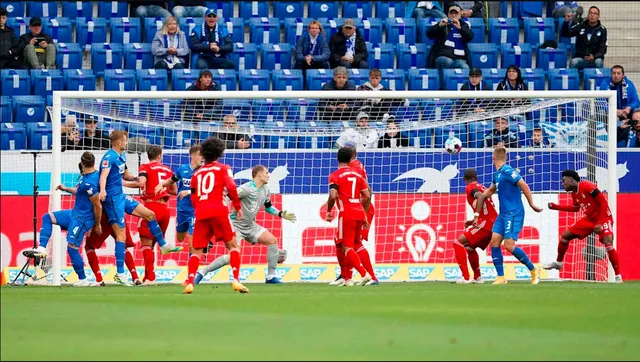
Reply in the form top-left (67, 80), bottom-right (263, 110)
top-left (79, 116), bottom-right (110, 150)
top-left (483, 117), bottom-right (519, 148)
top-left (336, 112), bottom-right (379, 151)
top-left (329, 18), bottom-right (368, 69)
top-left (172, 1), bottom-right (208, 18)
top-left (16, 17), bottom-right (55, 69)
top-left (0, 8), bottom-right (22, 69)
top-left (496, 65), bottom-right (527, 91)
top-left (527, 127), bottom-right (552, 148)
top-left (357, 68), bottom-right (407, 121)
top-left (152, 16), bottom-right (190, 70)
top-left (184, 70), bottom-right (220, 122)
top-left (378, 118), bottom-right (410, 148)
top-left (214, 114), bottom-right (251, 150)
top-left (412, 1), bottom-right (446, 19)
top-left (426, 5), bottom-right (473, 70)
top-left (600, 65), bottom-right (639, 121)
top-left (459, 67), bottom-right (489, 113)
top-left (444, 1), bottom-right (486, 21)
top-left (131, 1), bottom-right (172, 19)
top-left (617, 109), bottom-right (640, 148)
top-left (190, 9), bottom-right (234, 70)
top-left (61, 114), bottom-right (81, 151)
top-left (561, 6), bottom-right (607, 69)
top-left (293, 20), bottom-right (330, 71)
top-left (321, 66), bottom-right (357, 122)
top-left (553, 1), bottom-right (582, 18)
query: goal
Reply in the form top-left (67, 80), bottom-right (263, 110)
top-left (41, 89), bottom-right (617, 285)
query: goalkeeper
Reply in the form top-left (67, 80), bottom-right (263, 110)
top-left (195, 165), bottom-right (296, 284)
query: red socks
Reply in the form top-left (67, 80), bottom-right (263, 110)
top-left (467, 249), bottom-right (481, 280)
top-left (453, 242), bottom-right (470, 280)
top-left (229, 249), bottom-right (241, 280)
top-left (86, 249), bottom-right (102, 283)
top-left (557, 239), bottom-right (569, 262)
top-left (186, 255), bottom-right (200, 284)
top-left (125, 249), bottom-right (139, 282)
top-left (141, 246), bottom-right (155, 282)
top-left (345, 248), bottom-right (366, 278)
top-left (336, 243), bottom-right (352, 280)
top-left (356, 245), bottom-right (377, 281)
top-left (606, 245), bottom-right (620, 275)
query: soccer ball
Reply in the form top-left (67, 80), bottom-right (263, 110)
top-left (445, 137), bottom-right (463, 154)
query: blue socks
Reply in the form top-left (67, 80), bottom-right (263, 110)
top-left (67, 246), bottom-right (86, 280)
top-left (512, 246), bottom-right (535, 271)
top-left (39, 213), bottom-right (53, 248)
top-left (115, 241), bottom-right (126, 274)
top-left (147, 219), bottom-right (166, 247)
top-left (491, 247), bottom-right (504, 277)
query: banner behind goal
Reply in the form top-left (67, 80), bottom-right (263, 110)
top-left (43, 90), bottom-right (617, 285)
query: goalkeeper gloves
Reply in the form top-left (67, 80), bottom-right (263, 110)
top-left (280, 210), bottom-right (297, 223)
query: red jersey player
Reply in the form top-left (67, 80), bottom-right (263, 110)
top-left (326, 147), bottom-right (373, 287)
top-left (545, 170), bottom-right (622, 283)
top-left (453, 169), bottom-right (498, 284)
top-left (183, 137), bottom-right (246, 294)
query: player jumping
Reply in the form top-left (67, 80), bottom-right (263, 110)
top-left (326, 147), bottom-right (373, 287)
top-left (453, 168), bottom-right (498, 284)
top-left (475, 147), bottom-right (543, 285)
top-left (183, 137), bottom-right (247, 294)
top-left (33, 152), bottom-right (101, 286)
top-left (544, 170), bottom-right (622, 283)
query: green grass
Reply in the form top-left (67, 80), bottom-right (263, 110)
top-left (2, 282), bottom-right (640, 361)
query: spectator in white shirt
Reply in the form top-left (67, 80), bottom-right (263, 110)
top-left (336, 112), bottom-right (379, 151)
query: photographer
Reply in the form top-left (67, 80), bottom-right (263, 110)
top-left (61, 114), bottom-right (81, 151)
top-left (617, 109), bottom-right (640, 148)
top-left (16, 16), bottom-right (55, 69)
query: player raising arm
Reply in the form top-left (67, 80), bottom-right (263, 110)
top-left (475, 147), bottom-right (543, 285)
top-left (545, 170), bottom-right (622, 283)
top-left (183, 137), bottom-right (246, 294)
top-left (195, 165), bottom-right (295, 284)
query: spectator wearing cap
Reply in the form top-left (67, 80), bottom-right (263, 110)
top-left (131, 1), bottom-right (172, 19)
top-left (294, 20), bottom-right (330, 71)
top-left (329, 18), bottom-right (368, 69)
top-left (459, 67), bottom-right (489, 113)
top-left (321, 66), bottom-right (357, 121)
top-left (214, 114), bottom-right (251, 149)
top-left (412, 1), bottom-right (446, 19)
top-left (185, 70), bottom-right (220, 122)
top-left (0, 7), bottom-right (23, 69)
top-left (16, 16), bottom-right (56, 69)
top-left (190, 8), bottom-right (234, 70)
top-left (561, 6), bottom-right (607, 69)
top-left (80, 116), bottom-right (110, 150)
top-left (444, 1), bottom-right (486, 21)
top-left (336, 112), bottom-right (379, 150)
top-left (426, 5), bottom-right (473, 70)
top-left (527, 127), bottom-right (551, 148)
top-left (483, 117), bottom-right (519, 148)
top-left (601, 65), bottom-right (639, 121)
top-left (172, 0), bottom-right (208, 18)
top-left (152, 16), bottom-right (190, 70)
top-left (378, 118), bottom-right (410, 148)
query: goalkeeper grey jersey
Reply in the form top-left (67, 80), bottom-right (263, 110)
top-left (231, 181), bottom-right (272, 227)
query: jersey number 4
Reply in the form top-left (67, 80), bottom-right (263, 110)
top-left (196, 173), bottom-right (215, 201)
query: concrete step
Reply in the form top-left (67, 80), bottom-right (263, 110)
top-left (626, 73), bottom-right (640, 87)
top-left (605, 56), bottom-right (640, 72)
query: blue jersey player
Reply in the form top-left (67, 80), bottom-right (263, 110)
top-left (475, 147), bottom-right (543, 285)
top-left (34, 152), bottom-right (102, 287)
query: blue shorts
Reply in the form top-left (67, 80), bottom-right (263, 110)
top-left (103, 193), bottom-right (126, 228)
top-left (176, 210), bottom-right (195, 235)
top-left (124, 195), bottom-right (140, 215)
top-left (52, 210), bottom-right (93, 248)
top-left (492, 213), bottom-right (524, 241)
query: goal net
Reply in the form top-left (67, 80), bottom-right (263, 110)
top-left (39, 89), bottom-right (617, 285)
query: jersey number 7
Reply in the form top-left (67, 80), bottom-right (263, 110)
top-left (347, 177), bottom-right (357, 198)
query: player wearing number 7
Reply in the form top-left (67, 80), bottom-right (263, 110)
top-left (475, 147), bottom-right (543, 285)
top-left (544, 170), bottom-right (622, 283)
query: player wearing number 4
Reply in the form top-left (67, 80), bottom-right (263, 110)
top-left (475, 147), bottom-right (543, 285)
top-left (195, 164), bottom-right (295, 284)
top-left (545, 170), bottom-right (622, 283)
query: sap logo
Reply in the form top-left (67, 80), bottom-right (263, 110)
top-left (374, 266), bottom-right (399, 281)
top-left (393, 164), bottom-right (459, 193)
top-left (408, 267), bottom-right (434, 281)
top-left (61, 269), bottom-right (74, 279)
top-left (229, 267), bottom-right (256, 281)
top-left (333, 266), bottom-right (342, 278)
top-left (202, 269), bottom-right (221, 282)
top-left (443, 266), bottom-right (462, 280)
top-left (480, 266), bottom-right (498, 279)
top-left (300, 267), bottom-right (326, 281)
top-left (156, 268), bottom-right (181, 282)
top-left (514, 266), bottom-right (531, 280)
top-left (264, 267), bottom-right (291, 280)
top-left (234, 164), bottom-right (289, 194)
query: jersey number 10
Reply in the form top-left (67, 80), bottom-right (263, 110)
top-left (196, 172), bottom-right (215, 201)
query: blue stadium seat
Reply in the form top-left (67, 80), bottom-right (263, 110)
top-left (204, 1), bottom-right (235, 18)
top-left (42, 17), bottom-right (73, 44)
top-left (178, 17), bottom-right (203, 37)
top-left (468, 121), bottom-right (494, 148)
top-left (408, 68), bottom-right (439, 90)
top-left (222, 99), bottom-right (252, 122)
top-left (260, 43), bottom-right (293, 70)
top-left (488, 18), bottom-right (519, 45)
top-left (355, 18), bottom-right (383, 44)
top-left (417, 18), bottom-right (441, 45)
top-left (264, 124), bottom-right (298, 149)
top-left (443, 69), bottom-right (470, 91)
top-left (91, 43), bottom-right (124, 77)
top-left (6, 16), bottom-right (29, 36)
top-left (228, 43), bottom-right (259, 71)
top-left (521, 68), bottom-right (546, 90)
top-left (396, 43), bottom-right (428, 70)
top-left (422, 99), bottom-right (454, 122)
top-left (239, 69), bottom-right (271, 91)
top-left (536, 43), bottom-right (568, 69)
top-left (219, 18), bottom-right (245, 43)
top-left (164, 122), bottom-right (196, 149)
top-left (62, 1), bottom-right (93, 19)
top-left (547, 68), bottom-right (580, 90)
top-left (0, 123), bottom-right (27, 150)
top-left (342, 2), bottom-right (373, 19)
top-left (469, 43), bottom-right (499, 69)
top-left (249, 18), bottom-right (281, 45)
top-left (63, 69), bottom-right (96, 91)
top-left (385, 18), bottom-right (417, 45)
top-left (211, 69), bottom-right (237, 91)
top-left (104, 69), bottom-right (137, 91)
top-left (13, 96), bottom-right (45, 123)
top-left (435, 125), bottom-right (467, 148)
top-left (308, 2), bottom-right (338, 19)
top-left (97, 1), bottom-right (129, 19)
top-left (297, 121), bottom-right (332, 149)
top-left (171, 68), bottom-right (199, 91)
top-left (318, 18), bottom-right (345, 38)
top-left (367, 42), bottom-right (395, 69)
top-left (30, 69), bottom-right (64, 98)
top-left (284, 17), bottom-right (314, 44)
top-left (273, 1), bottom-right (304, 21)
top-left (128, 121), bottom-right (162, 145)
top-left (239, 1), bottom-right (269, 19)
top-left (253, 99), bottom-right (285, 123)
top-left (26, 122), bottom-right (52, 149)
top-left (305, 68), bottom-right (333, 90)
top-left (110, 17), bottom-right (142, 44)
top-left (1, 96), bottom-right (12, 123)
top-left (1, 1), bottom-right (25, 17)
top-left (380, 69), bottom-right (405, 90)
top-left (583, 68), bottom-right (611, 91)
top-left (148, 99), bottom-right (182, 123)
top-left (481, 68), bottom-right (506, 90)
top-left (556, 17), bottom-right (576, 50)
top-left (394, 99), bottom-right (421, 123)
top-left (116, 99), bottom-right (149, 121)
top-left (136, 69), bottom-right (168, 91)
top-left (463, 17), bottom-right (486, 44)
top-left (500, 43), bottom-right (533, 68)
top-left (1, 69), bottom-right (30, 96)
top-left (123, 43), bottom-right (154, 70)
top-left (516, 1), bottom-right (544, 18)
top-left (272, 69), bottom-right (304, 91)
top-left (405, 125), bottom-right (432, 148)
top-left (76, 18), bottom-right (108, 50)
top-left (55, 42), bottom-right (82, 70)
top-left (523, 17), bottom-right (556, 48)
top-left (347, 68), bottom-right (369, 87)
top-left (286, 99), bottom-right (318, 122)
top-left (143, 17), bottom-right (164, 43)
top-left (376, 2), bottom-right (407, 18)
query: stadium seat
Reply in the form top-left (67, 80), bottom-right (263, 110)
top-left (347, 68), bottom-right (369, 87)
top-left (136, 69), bottom-right (168, 91)
top-left (211, 69), bottom-right (238, 91)
top-left (128, 120), bottom-right (162, 145)
top-left (143, 17), bottom-right (165, 43)
top-left (97, 1), bottom-right (130, 19)
top-left (417, 18), bottom-right (441, 45)
top-left (342, 2), bottom-right (373, 19)
top-left (488, 18), bottom-right (519, 45)
top-left (284, 17), bottom-right (314, 44)
top-left (26, 122), bottom-right (52, 149)
top-left (356, 18), bottom-right (383, 44)
top-left (0, 123), bottom-right (27, 150)
top-left (396, 43), bottom-right (428, 70)
top-left (104, 69), bottom-right (137, 91)
top-left (253, 99), bottom-right (285, 123)
top-left (463, 17), bottom-right (486, 44)
top-left (380, 69), bottom-right (406, 90)
top-left (376, 2), bottom-right (407, 18)
top-left (1, 69), bottom-right (30, 96)
top-left (308, 2), bottom-right (339, 19)
top-left (547, 68), bottom-right (580, 90)
top-left (249, 18), bottom-right (281, 45)
top-left (118, 99), bottom-right (150, 121)
top-left (385, 18), bottom-right (417, 45)
top-left (286, 99), bottom-right (318, 122)
top-left (204, 1), bottom-right (235, 18)
top-left (517, 1), bottom-right (544, 18)
top-left (434, 124), bottom-right (467, 148)
top-left (6, 16), bottom-right (29, 36)
top-left (305, 68), bottom-right (333, 91)
top-left (422, 99), bottom-right (454, 122)
top-left (13, 96), bottom-right (45, 123)
top-left (0, 1), bottom-right (25, 17)
top-left (273, 1), bottom-right (305, 21)
top-left (178, 17), bottom-right (203, 37)
top-left (219, 18), bottom-right (246, 43)
top-left (30, 69), bottom-right (64, 98)
top-left (76, 18), bottom-right (108, 50)
top-left (64, 69), bottom-right (97, 91)
top-left (123, 43), bottom-right (154, 70)
top-left (222, 99), bottom-right (252, 122)
top-left (481, 68), bottom-right (507, 90)
top-left (91, 43), bottom-right (124, 77)
top-left (394, 99), bottom-right (422, 123)
top-left (239, 69), bottom-right (271, 91)
top-left (297, 121), bottom-right (332, 149)
top-left (536, 43), bottom-right (569, 69)
top-left (260, 43), bottom-right (293, 70)
top-left (238, 1), bottom-right (269, 19)
top-left (55, 42), bottom-right (82, 70)
top-left (42, 17), bottom-right (73, 44)
top-left (318, 18), bottom-right (345, 38)
top-left (583, 68), bottom-right (611, 91)
top-left (443, 69), bottom-right (470, 91)
top-left (62, 1), bottom-right (94, 19)
top-left (469, 43), bottom-right (499, 69)
top-left (110, 17), bottom-right (142, 44)
top-left (556, 17), bottom-right (577, 49)
top-left (500, 43), bottom-right (533, 68)
top-left (264, 126), bottom-right (298, 149)
top-left (171, 68), bottom-right (199, 91)
top-left (1, 96), bottom-right (12, 123)
top-left (164, 122), bottom-right (196, 149)
top-left (407, 68), bottom-right (440, 90)
top-left (405, 122), bottom-right (433, 148)
top-left (521, 68), bottom-right (546, 90)
top-left (148, 99), bottom-right (182, 123)
top-left (523, 17), bottom-right (556, 48)
top-left (367, 42), bottom-right (395, 69)
top-left (272, 69), bottom-right (304, 91)
top-left (468, 121), bottom-right (494, 148)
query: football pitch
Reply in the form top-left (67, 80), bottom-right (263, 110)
top-left (2, 282), bottom-right (639, 361)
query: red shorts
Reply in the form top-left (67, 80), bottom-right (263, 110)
top-left (360, 203), bottom-right (375, 241)
top-left (137, 202), bottom-right (170, 242)
top-left (192, 215), bottom-right (235, 249)
top-left (85, 212), bottom-right (135, 249)
top-left (568, 217), bottom-right (614, 241)
top-left (337, 217), bottom-right (364, 248)
top-left (463, 225), bottom-right (492, 250)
